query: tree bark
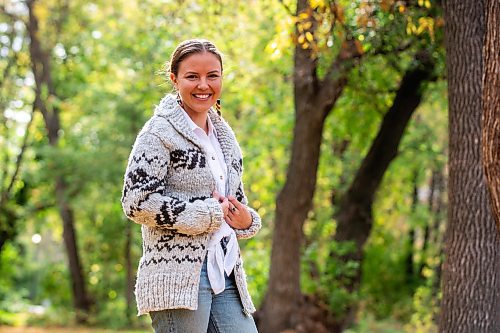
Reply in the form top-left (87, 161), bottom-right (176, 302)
top-left (27, 0), bottom-right (91, 322)
top-left (331, 52), bottom-right (435, 331)
top-left (482, 0), bottom-right (500, 230)
top-left (439, 0), bottom-right (500, 331)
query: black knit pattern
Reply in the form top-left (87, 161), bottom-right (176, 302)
top-left (232, 158), bottom-right (243, 174)
top-left (236, 184), bottom-right (245, 202)
top-left (145, 233), bottom-right (206, 253)
top-left (170, 148), bottom-right (206, 170)
top-left (155, 197), bottom-right (186, 227)
top-left (140, 254), bottom-right (203, 268)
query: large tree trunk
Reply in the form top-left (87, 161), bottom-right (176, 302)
top-left (258, 1), bottom-right (360, 332)
top-left (27, 0), bottom-right (91, 322)
top-left (259, 106), bottom-right (327, 333)
top-left (439, 0), bottom-right (500, 331)
top-left (482, 0), bottom-right (500, 230)
top-left (331, 53), bottom-right (434, 331)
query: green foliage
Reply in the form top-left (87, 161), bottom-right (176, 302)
top-left (0, 0), bottom-right (448, 329)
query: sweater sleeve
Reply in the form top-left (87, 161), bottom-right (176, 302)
top-left (121, 132), bottom-right (223, 235)
top-left (233, 168), bottom-right (262, 240)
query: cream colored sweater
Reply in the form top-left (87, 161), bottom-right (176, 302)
top-left (121, 94), bottom-right (261, 316)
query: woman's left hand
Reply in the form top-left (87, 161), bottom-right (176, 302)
top-left (225, 195), bottom-right (252, 230)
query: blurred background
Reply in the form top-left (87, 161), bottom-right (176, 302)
top-left (1, 0), bottom-right (497, 333)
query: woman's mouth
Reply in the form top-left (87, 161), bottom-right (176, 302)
top-left (193, 94), bottom-right (211, 100)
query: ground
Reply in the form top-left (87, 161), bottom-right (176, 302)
top-left (0, 328), bottom-right (149, 333)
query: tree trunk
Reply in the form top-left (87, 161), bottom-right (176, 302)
top-left (331, 53), bottom-right (434, 331)
top-left (259, 110), bottom-right (327, 333)
top-left (27, 0), bottom-right (91, 322)
top-left (482, 0), bottom-right (500, 230)
top-left (258, 2), bottom-right (359, 332)
top-left (439, 1), bottom-right (500, 331)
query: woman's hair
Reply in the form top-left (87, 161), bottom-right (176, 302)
top-left (168, 39), bottom-right (223, 77)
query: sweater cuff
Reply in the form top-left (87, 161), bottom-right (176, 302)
top-left (204, 198), bottom-right (224, 233)
top-left (234, 206), bottom-right (261, 239)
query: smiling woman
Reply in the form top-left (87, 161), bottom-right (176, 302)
top-left (170, 52), bottom-right (223, 128)
top-left (121, 39), bottom-right (261, 333)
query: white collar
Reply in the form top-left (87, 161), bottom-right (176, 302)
top-left (181, 110), bottom-right (217, 137)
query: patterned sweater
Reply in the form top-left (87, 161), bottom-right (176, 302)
top-left (121, 94), bottom-right (261, 316)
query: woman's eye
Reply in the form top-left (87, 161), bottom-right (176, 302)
top-left (209, 74), bottom-right (220, 79)
top-left (186, 75), bottom-right (197, 80)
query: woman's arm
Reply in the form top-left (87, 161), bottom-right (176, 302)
top-left (121, 132), bottom-right (223, 235)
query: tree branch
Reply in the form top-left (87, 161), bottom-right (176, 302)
top-left (4, 107), bottom-right (35, 199)
top-left (315, 38), bottom-right (362, 118)
top-left (278, 0), bottom-right (294, 16)
top-left (293, 0), bottom-right (320, 100)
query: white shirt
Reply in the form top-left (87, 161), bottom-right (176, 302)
top-left (181, 111), bottom-right (239, 294)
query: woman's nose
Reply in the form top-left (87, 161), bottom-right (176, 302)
top-left (197, 78), bottom-right (209, 89)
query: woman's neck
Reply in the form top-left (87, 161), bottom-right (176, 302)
top-left (184, 108), bottom-right (209, 134)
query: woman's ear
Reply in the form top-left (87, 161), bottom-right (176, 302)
top-left (170, 73), bottom-right (177, 87)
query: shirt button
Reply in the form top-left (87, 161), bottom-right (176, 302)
top-left (220, 175), bottom-right (223, 180)
top-left (212, 156), bottom-right (216, 160)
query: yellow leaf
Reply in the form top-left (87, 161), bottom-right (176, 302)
top-left (309, 0), bottom-right (325, 9)
top-left (425, 0), bottom-right (432, 8)
top-left (299, 12), bottom-right (309, 20)
top-left (302, 21), bottom-right (313, 30)
top-left (399, 5), bottom-right (406, 13)
top-left (422, 267), bottom-right (433, 278)
top-left (298, 34), bottom-right (305, 44)
top-left (302, 42), bottom-right (310, 49)
top-left (418, 0), bottom-right (424, 6)
top-left (305, 31), bottom-right (314, 42)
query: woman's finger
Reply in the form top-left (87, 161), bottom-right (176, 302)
top-left (229, 203), bottom-right (238, 213)
top-left (228, 196), bottom-right (244, 209)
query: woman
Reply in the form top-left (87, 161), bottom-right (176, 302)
top-left (121, 39), bottom-right (261, 333)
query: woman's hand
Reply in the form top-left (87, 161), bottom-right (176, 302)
top-left (213, 191), bottom-right (229, 217)
top-left (213, 192), bottom-right (252, 230)
top-left (225, 195), bottom-right (252, 230)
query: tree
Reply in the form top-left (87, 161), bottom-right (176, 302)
top-left (330, 51), bottom-right (435, 331)
top-left (482, 0), bottom-right (500, 230)
top-left (26, 0), bottom-right (91, 321)
top-left (259, 1), bottom-right (440, 331)
top-left (258, 1), bottom-right (362, 331)
top-left (439, 0), bottom-right (500, 331)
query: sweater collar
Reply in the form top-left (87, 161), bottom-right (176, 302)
top-left (154, 94), bottom-right (235, 166)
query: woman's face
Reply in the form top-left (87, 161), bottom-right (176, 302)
top-left (170, 51), bottom-right (222, 116)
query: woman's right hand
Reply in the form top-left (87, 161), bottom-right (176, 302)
top-left (213, 191), bottom-right (229, 217)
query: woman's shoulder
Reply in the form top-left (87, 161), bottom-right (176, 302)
top-left (147, 114), bottom-right (175, 133)
top-left (136, 95), bottom-right (178, 137)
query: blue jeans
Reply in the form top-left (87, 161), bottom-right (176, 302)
top-left (149, 257), bottom-right (258, 333)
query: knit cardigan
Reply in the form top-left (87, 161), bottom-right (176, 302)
top-left (121, 94), bottom-right (261, 316)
